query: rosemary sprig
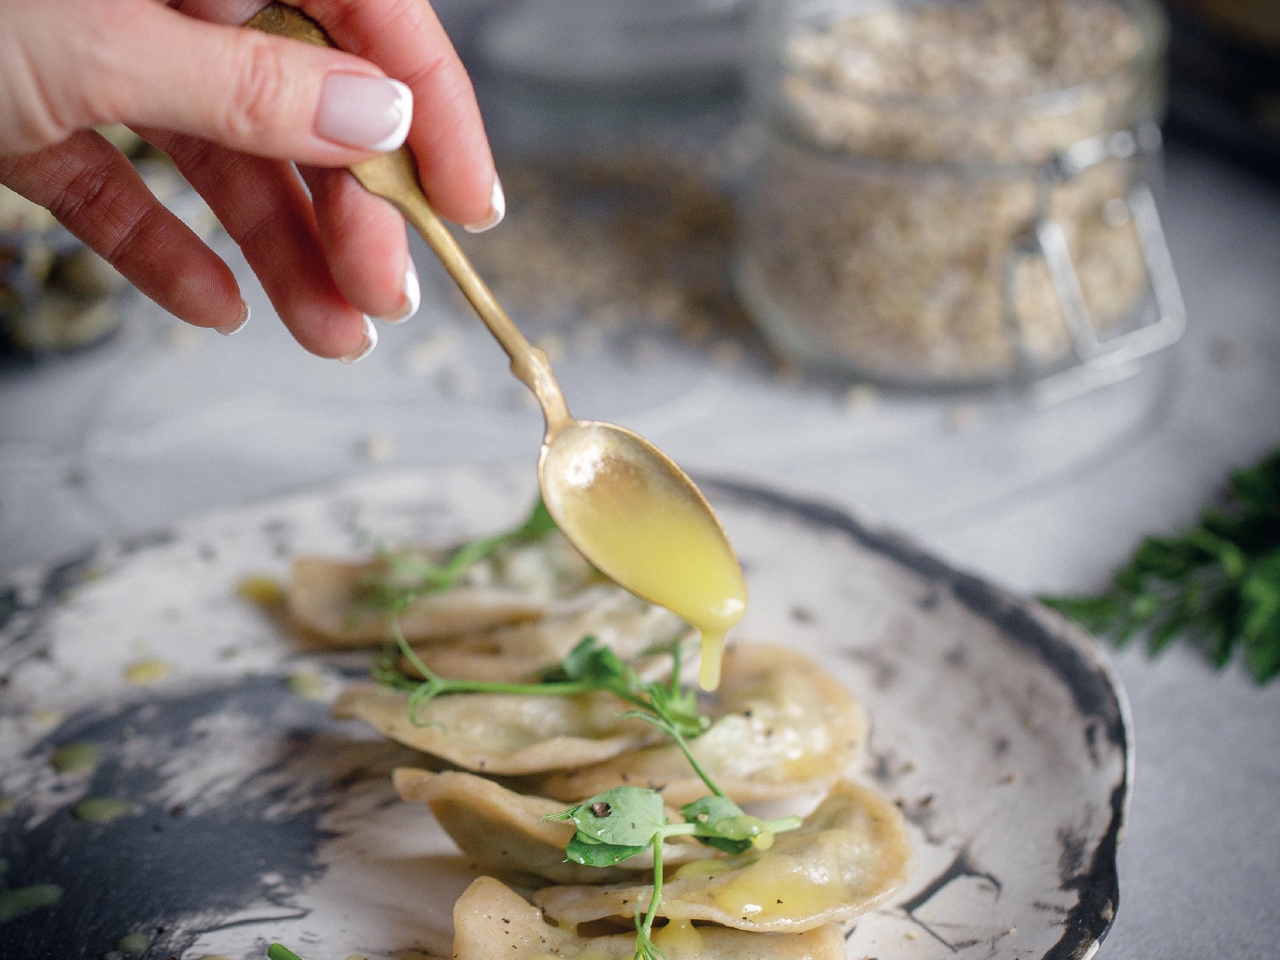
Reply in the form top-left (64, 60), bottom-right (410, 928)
top-left (1043, 448), bottom-right (1280, 683)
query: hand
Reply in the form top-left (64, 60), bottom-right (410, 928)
top-left (0, 0), bottom-right (502, 361)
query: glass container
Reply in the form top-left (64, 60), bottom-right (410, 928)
top-left (736, 0), bottom-right (1185, 392)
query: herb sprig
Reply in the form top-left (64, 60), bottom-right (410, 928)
top-left (1043, 448), bottom-right (1280, 683)
top-left (375, 626), bottom-right (709, 741)
top-left (358, 497), bottom-right (558, 614)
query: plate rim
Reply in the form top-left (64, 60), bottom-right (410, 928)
top-left (702, 476), bottom-right (1133, 960)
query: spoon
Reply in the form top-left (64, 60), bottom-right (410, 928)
top-left (248, 4), bottom-right (746, 689)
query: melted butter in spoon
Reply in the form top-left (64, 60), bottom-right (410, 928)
top-left (540, 422), bottom-right (746, 690)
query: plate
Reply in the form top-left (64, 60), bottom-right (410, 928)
top-left (0, 466), bottom-right (1130, 960)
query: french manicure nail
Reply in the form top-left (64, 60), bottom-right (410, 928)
top-left (215, 301), bottom-right (250, 336)
top-left (316, 73), bottom-right (413, 152)
top-left (377, 256), bottom-right (420, 325)
top-left (464, 174), bottom-right (505, 234)
top-left (339, 315), bottom-right (378, 364)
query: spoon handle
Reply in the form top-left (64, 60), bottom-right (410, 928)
top-left (247, 3), bottom-right (571, 435)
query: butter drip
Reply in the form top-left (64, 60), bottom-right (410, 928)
top-left (542, 423), bottom-right (746, 690)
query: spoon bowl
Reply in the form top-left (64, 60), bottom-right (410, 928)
top-left (539, 420), bottom-right (746, 690)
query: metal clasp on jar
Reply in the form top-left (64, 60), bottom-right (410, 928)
top-left (1005, 121), bottom-right (1186, 405)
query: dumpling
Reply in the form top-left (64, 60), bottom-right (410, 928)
top-left (393, 768), bottom-right (713, 885)
top-left (289, 530), bottom-right (598, 647)
top-left (335, 642), bottom-right (858, 786)
top-left (331, 684), bottom-right (662, 775)
top-left (526, 643), bottom-right (865, 806)
top-left (410, 585), bottom-right (688, 684)
top-left (533, 780), bottom-right (910, 934)
top-left (454, 876), bottom-right (848, 960)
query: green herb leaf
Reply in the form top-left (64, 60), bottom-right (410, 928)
top-left (539, 636), bottom-right (628, 685)
top-left (1043, 447), bottom-right (1280, 684)
top-left (565, 833), bottom-right (650, 867)
top-left (357, 496), bottom-right (559, 613)
top-left (695, 835), bottom-right (754, 855)
top-left (680, 795), bottom-right (744, 828)
top-left (559, 787), bottom-right (666, 847)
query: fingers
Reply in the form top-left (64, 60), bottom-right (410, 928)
top-left (141, 128), bottom-right (372, 360)
top-left (114, 0), bottom-right (499, 229)
top-left (7, 0), bottom-right (413, 166)
top-left (297, 0), bottom-right (500, 229)
top-left (0, 130), bottom-right (245, 330)
top-left (298, 165), bottom-right (418, 324)
top-left (4, 0), bottom-right (500, 232)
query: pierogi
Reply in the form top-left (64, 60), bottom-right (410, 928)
top-left (454, 876), bottom-right (849, 960)
top-left (533, 780), bottom-right (911, 933)
top-left (527, 643), bottom-right (865, 805)
top-left (289, 530), bottom-right (598, 646)
top-left (406, 585), bottom-right (688, 684)
top-left (393, 768), bottom-right (713, 885)
top-left (332, 684), bottom-right (662, 775)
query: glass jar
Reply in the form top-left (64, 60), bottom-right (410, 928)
top-left (736, 0), bottom-right (1185, 390)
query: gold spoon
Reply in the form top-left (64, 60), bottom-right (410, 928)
top-left (248, 4), bottom-right (746, 689)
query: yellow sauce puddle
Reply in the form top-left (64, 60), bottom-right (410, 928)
top-left (123, 658), bottom-right (171, 685)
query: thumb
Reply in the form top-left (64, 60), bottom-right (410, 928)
top-left (47, 0), bottom-right (412, 165)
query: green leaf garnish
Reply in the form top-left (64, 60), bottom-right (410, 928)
top-left (357, 497), bottom-right (559, 615)
top-left (565, 834), bottom-right (651, 867)
top-left (554, 787), bottom-right (666, 846)
top-left (1043, 448), bottom-right (1280, 683)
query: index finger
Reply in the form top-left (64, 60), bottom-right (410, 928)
top-left (176, 0), bottom-right (499, 229)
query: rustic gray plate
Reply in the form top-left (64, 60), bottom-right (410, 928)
top-left (0, 466), bottom-right (1129, 960)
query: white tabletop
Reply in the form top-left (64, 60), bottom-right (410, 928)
top-left (1, 139), bottom-right (1277, 958)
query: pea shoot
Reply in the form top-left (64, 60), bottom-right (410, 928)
top-left (357, 497), bottom-right (558, 613)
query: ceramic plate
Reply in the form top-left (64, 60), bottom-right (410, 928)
top-left (0, 467), bottom-right (1130, 960)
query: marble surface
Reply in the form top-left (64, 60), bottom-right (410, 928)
top-left (1, 138), bottom-right (1278, 958)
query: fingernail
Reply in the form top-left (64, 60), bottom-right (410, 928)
top-left (377, 256), bottom-right (420, 325)
top-left (464, 174), bottom-right (505, 233)
top-left (316, 74), bottom-right (413, 152)
top-left (215, 301), bottom-right (250, 336)
top-left (339, 315), bottom-right (378, 364)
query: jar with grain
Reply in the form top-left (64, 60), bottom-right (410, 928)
top-left (736, 0), bottom-right (1183, 390)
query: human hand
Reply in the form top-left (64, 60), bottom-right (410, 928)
top-left (0, 0), bottom-right (502, 361)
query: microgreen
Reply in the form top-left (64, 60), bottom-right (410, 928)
top-left (357, 497), bottom-right (558, 614)
top-left (375, 628), bottom-right (709, 740)
top-left (1043, 448), bottom-right (1280, 684)
top-left (266, 945), bottom-right (305, 960)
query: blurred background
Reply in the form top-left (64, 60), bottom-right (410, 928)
top-left (0, 1), bottom-right (1277, 956)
